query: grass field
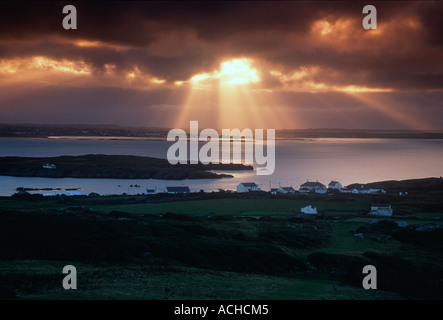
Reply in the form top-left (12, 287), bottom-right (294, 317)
top-left (1, 191), bottom-right (442, 300)
top-left (0, 195), bottom-right (372, 216)
top-left (0, 260), bottom-right (404, 300)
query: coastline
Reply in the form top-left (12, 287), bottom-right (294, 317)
top-left (2, 124), bottom-right (443, 140)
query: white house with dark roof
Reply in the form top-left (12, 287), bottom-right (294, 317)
top-left (343, 184), bottom-right (386, 194)
top-left (299, 181), bottom-right (327, 194)
top-left (328, 181), bottom-right (342, 190)
top-left (165, 186), bottom-right (190, 194)
top-left (277, 186), bottom-right (296, 194)
top-left (299, 187), bottom-right (311, 194)
top-left (346, 184), bottom-right (371, 194)
top-left (237, 182), bottom-right (261, 193)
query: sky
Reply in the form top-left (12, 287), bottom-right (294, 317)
top-left (0, 1), bottom-right (443, 130)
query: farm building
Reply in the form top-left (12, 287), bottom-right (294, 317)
top-left (277, 186), bottom-right (296, 194)
top-left (328, 181), bottom-right (342, 190)
top-left (299, 181), bottom-right (327, 194)
top-left (343, 184), bottom-right (386, 194)
top-left (237, 182), bottom-right (261, 193)
top-left (369, 204), bottom-right (393, 216)
top-left (166, 186), bottom-right (190, 194)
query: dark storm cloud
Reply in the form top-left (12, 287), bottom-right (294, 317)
top-left (0, 1), bottom-right (413, 45)
top-left (0, 85), bottom-right (184, 125)
top-left (1, 1), bottom-right (443, 129)
top-left (0, 1), bottom-right (442, 89)
top-left (415, 2), bottom-right (443, 46)
top-left (0, 2), bottom-right (326, 44)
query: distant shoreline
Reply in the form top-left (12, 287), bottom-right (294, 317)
top-left (2, 135), bottom-right (443, 141)
top-left (1, 124), bottom-right (443, 139)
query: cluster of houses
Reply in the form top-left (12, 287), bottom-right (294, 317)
top-left (235, 180), bottom-right (392, 217)
top-left (237, 180), bottom-right (386, 195)
top-left (147, 180), bottom-right (386, 198)
top-left (152, 181), bottom-right (392, 217)
top-left (154, 183), bottom-right (392, 217)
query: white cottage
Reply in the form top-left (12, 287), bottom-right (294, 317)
top-left (344, 184), bottom-right (386, 194)
top-left (301, 205), bottom-right (318, 214)
top-left (328, 181), bottom-right (342, 190)
top-left (299, 181), bottom-right (327, 194)
top-left (237, 183), bottom-right (261, 193)
top-left (277, 186), bottom-right (296, 194)
top-left (165, 186), bottom-right (190, 194)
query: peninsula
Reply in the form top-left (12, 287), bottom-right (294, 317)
top-left (0, 154), bottom-right (253, 180)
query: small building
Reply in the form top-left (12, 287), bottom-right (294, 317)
top-left (300, 205), bottom-right (318, 215)
top-left (166, 186), bottom-right (190, 194)
top-left (298, 187), bottom-right (311, 194)
top-left (43, 163), bottom-right (56, 169)
top-left (146, 189), bottom-right (156, 195)
top-left (270, 188), bottom-right (279, 195)
top-left (44, 190), bottom-right (81, 196)
top-left (369, 204), bottom-right (393, 216)
top-left (237, 182), bottom-right (261, 193)
top-left (346, 184), bottom-right (370, 194)
top-left (299, 181), bottom-right (327, 194)
top-left (344, 184), bottom-right (386, 194)
top-left (328, 181), bottom-right (342, 190)
top-left (277, 186), bottom-right (296, 194)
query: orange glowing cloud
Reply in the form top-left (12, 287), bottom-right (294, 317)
top-left (0, 55), bottom-right (173, 90)
top-left (0, 1), bottom-right (442, 129)
top-left (268, 66), bottom-right (393, 93)
top-left (0, 56), bottom-right (90, 75)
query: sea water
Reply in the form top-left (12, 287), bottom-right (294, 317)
top-left (0, 137), bottom-right (442, 196)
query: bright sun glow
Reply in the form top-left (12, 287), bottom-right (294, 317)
top-left (218, 58), bottom-right (259, 84)
top-left (190, 58), bottom-right (260, 85)
top-left (176, 57), bottom-right (283, 130)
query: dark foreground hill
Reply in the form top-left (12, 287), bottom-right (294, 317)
top-left (366, 177), bottom-right (443, 193)
top-left (0, 185), bottom-right (442, 299)
top-left (0, 204), bottom-right (442, 299)
top-left (0, 154), bottom-right (253, 180)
